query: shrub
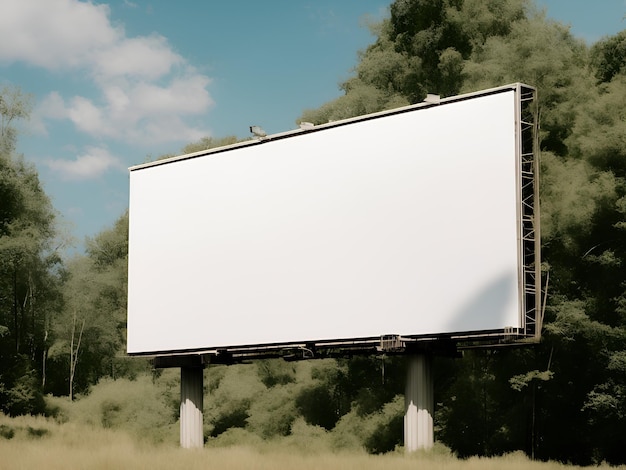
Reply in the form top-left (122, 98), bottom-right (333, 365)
top-left (46, 374), bottom-right (179, 444)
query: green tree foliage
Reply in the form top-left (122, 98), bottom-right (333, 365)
top-left (0, 86), bottom-right (31, 156)
top-left (202, 358), bottom-right (408, 451)
top-left (590, 31), bottom-right (626, 83)
top-left (47, 372), bottom-right (180, 444)
top-left (181, 135), bottom-right (243, 155)
top-left (0, 86), bottom-right (62, 416)
top-left (46, 212), bottom-right (132, 398)
top-left (300, 0), bottom-right (528, 124)
top-left (462, 14), bottom-right (593, 156)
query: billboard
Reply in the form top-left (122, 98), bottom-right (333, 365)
top-left (127, 83), bottom-right (540, 356)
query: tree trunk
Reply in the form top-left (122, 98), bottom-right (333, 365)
top-left (42, 326), bottom-right (48, 390)
top-left (69, 311), bottom-right (85, 401)
top-left (13, 266), bottom-right (19, 352)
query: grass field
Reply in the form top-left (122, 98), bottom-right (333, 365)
top-left (0, 414), bottom-right (622, 470)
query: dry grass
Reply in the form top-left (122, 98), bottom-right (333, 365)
top-left (0, 414), bottom-right (622, 470)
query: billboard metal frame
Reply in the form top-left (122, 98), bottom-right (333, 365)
top-left (518, 85), bottom-right (542, 340)
top-left (128, 83), bottom-right (541, 366)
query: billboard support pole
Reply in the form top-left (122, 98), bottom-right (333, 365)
top-left (180, 366), bottom-right (204, 448)
top-left (404, 353), bottom-right (434, 452)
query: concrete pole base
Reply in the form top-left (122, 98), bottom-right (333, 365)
top-left (180, 366), bottom-right (204, 448)
top-left (404, 353), bottom-right (434, 452)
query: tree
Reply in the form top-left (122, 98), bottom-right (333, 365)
top-left (299, 0), bottom-right (529, 124)
top-left (0, 86), bottom-right (62, 415)
top-left (0, 86), bottom-right (31, 155)
top-left (590, 31), bottom-right (626, 83)
top-left (47, 213), bottom-right (130, 398)
top-left (462, 10), bottom-right (594, 156)
top-left (180, 135), bottom-right (243, 154)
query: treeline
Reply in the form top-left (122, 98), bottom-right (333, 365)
top-left (1, 0), bottom-right (626, 465)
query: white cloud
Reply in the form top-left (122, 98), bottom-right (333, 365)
top-left (3, 0), bottom-right (213, 147)
top-left (94, 35), bottom-right (183, 81)
top-left (29, 92), bottom-right (67, 135)
top-left (0, 0), bottom-right (117, 69)
top-left (67, 96), bottom-right (110, 135)
top-left (130, 115), bottom-right (207, 144)
top-left (104, 86), bottom-right (131, 115)
top-left (45, 147), bottom-right (125, 180)
top-left (129, 75), bottom-right (212, 116)
top-left (33, 75), bottom-right (213, 143)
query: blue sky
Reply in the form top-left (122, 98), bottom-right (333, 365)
top-left (1, 0), bottom-right (624, 254)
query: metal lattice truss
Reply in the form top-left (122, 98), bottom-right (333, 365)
top-left (518, 84), bottom-right (542, 340)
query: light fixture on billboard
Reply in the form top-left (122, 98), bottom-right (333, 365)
top-left (424, 94), bottom-right (441, 104)
top-left (250, 125), bottom-right (267, 138)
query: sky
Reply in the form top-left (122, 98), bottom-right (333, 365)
top-left (0, 0), bottom-right (625, 254)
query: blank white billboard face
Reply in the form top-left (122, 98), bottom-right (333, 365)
top-left (128, 88), bottom-right (521, 355)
